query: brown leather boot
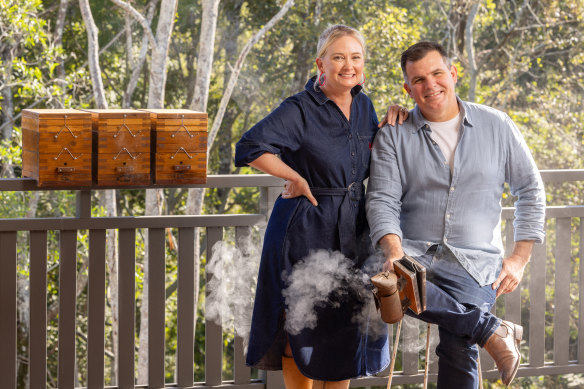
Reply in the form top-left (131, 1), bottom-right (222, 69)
top-left (483, 320), bottom-right (523, 387)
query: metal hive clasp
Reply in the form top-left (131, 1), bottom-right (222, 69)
top-left (54, 115), bottom-right (78, 140)
top-left (114, 114), bottom-right (142, 138)
top-left (113, 147), bottom-right (141, 160)
top-left (170, 147), bottom-right (193, 159)
top-left (53, 147), bottom-right (81, 160)
top-left (171, 115), bottom-right (194, 138)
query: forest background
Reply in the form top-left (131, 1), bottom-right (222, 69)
top-left (0, 0), bottom-right (582, 388)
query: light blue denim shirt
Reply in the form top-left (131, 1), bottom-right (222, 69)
top-left (366, 98), bottom-right (546, 286)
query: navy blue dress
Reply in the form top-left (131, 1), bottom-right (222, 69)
top-left (235, 77), bottom-right (389, 380)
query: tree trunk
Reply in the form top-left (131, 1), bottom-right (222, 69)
top-left (0, 41), bottom-right (15, 142)
top-left (185, 0), bottom-right (221, 348)
top-left (54, 0), bottom-right (69, 105)
top-left (79, 0), bottom-right (108, 109)
top-left (123, 0), bottom-right (158, 108)
top-left (147, 0), bottom-right (178, 109)
top-left (189, 0), bottom-right (220, 111)
top-left (465, 0), bottom-right (480, 102)
top-left (213, 0), bottom-right (243, 210)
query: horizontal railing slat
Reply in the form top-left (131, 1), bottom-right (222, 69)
top-left (0, 214), bottom-right (266, 231)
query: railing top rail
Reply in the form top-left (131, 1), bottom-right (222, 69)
top-left (0, 174), bottom-right (285, 192)
top-left (0, 169), bottom-right (582, 192)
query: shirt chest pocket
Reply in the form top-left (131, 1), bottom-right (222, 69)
top-left (357, 134), bottom-right (373, 166)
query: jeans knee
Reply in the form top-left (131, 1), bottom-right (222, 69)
top-left (436, 333), bottom-right (479, 366)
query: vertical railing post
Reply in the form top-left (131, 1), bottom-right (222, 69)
top-left (554, 218), bottom-right (571, 365)
top-left (76, 190), bottom-right (92, 219)
top-left (529, 236), bottom-right (546, 367)
top-left (205, 227), bottom-right (224, 386)
top-left (259, 186), bottom-right (281, 218)
top-left (579, 218), bottom-right (584, 363)
top-left (148, 228), bottom-right (166, 387)
top-left (87, 230), bottom-right (106, 389)
top-left (177, 227), bottom-right (195, 387)
top-left (234, 226), bottom-right (252, 385)
top-left (0, 232), bottom-right (17, 389)
top-left (57, 230), bottom-right (78, 388)
top-left (29, 231), bottom-right (48, 388)
top-left (118, 229), bottom-right (136, 389)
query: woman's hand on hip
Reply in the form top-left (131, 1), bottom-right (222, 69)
top-left (282, 178), bottom-right (318, 206)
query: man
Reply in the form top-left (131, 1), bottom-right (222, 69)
top-left (366, 41), bottom-right (545, 388)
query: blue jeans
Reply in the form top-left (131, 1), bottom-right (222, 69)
top-left (408, 245), bottom-right (501, 389)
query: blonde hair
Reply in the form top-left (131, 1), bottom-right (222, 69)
top-left (315, 24), bottom-right (366, 90)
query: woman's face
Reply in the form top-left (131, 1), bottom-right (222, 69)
top-left (316, 35), bottom-right (364, 94)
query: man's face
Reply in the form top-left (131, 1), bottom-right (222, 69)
top-left (403, 50), bottom-right (459, 122)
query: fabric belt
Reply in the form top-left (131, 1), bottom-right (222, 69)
top-left (310, 181), bottom-right (363, 201)
top-left (309, 182), bottom-right (364, 258)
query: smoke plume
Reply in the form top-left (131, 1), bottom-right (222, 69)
top-left (205, 229), bottom-right (261, 347)
top-left (282, 249), bottom-right (387, 339)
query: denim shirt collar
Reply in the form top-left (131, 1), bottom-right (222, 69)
top-left (411, 96), bottom-right (474, 133)
top-left (305, 75), bottom-right (363, 105)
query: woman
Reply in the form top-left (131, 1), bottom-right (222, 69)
top-left (235, 25), bottom-right (405, 388)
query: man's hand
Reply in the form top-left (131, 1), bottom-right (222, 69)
top-left (492, 254), bottom-right (527, 297)
top-left (379, 234), bottom-right (405, 272)
top-left (492, 240), bottom-right (534, 298)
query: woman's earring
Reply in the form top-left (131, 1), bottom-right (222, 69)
top-left (358, 73), bottom-right (366, 86)
top-left (318, 73), bottom-right (326, 87)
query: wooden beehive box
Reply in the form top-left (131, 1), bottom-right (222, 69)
top-left (22, 109), bottom-right (92, 187)
top-left (83, 109), bottom-right (151, 186)
top-left (142, 109), bottom-right (207, 185)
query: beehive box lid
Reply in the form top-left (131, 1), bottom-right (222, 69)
top-left (140, 109), bottom-right (207, 119)
top-left (23, 109), bottom-right (90, 118)
top-left (81, 108), bottom-right (150, 118)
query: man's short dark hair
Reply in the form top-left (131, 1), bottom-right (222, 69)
top-left (400, 41), bottom-right (451, 82)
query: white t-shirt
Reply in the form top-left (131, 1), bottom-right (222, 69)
top-left (427, 113), bottom-right (462, 171)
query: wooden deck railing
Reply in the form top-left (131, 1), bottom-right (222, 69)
top-left (0, 171), bottom-right (583, 388)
